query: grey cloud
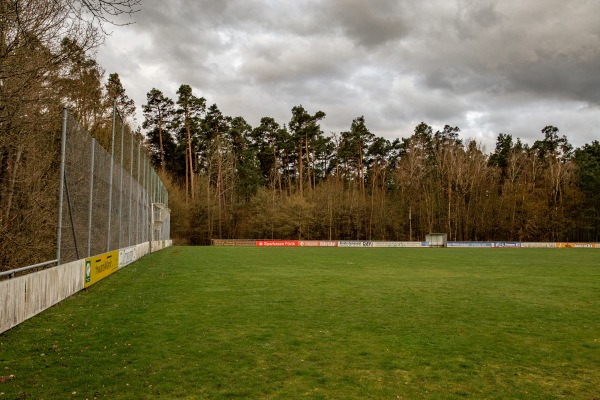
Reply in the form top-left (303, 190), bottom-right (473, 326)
top-left (453, 0), bottom-right (503, 40)
top-left (97, 0), bottom-right (600, 152)
top-left (320, 0), bottom-right (409, 47)
top-left (502, 53), bottom-right (600, 105)
top-left (240, 42), bottom-right (349, 85)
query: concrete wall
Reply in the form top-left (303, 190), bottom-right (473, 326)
top-left (0, 240), bottom-right (172, 334)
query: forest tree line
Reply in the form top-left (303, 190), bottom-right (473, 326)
top-left (2, 1), bottom-right (600, 272)
top-left (142, 85), bottom-right (600, 245)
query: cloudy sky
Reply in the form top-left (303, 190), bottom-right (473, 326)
top-left (96, 0), bottom-right (600, 152)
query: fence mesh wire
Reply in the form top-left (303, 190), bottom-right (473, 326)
top-left (59, 108), bottom-right (169, 264)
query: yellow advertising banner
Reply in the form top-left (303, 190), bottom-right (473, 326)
top-left (556, 243), bottom-right (597, 248)
top-left (84, 250), bottom-right (119, 288)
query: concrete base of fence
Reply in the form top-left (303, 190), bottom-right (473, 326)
top-left (0, 240), bottom-right (172, 334)
top-left (0, 259), bottom-right (82, 334)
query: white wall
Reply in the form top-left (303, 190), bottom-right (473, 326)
top-left (0, 240), bottom-right (172, 334)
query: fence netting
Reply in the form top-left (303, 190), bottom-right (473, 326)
top-left (59, 108), bottom-right (169, 264)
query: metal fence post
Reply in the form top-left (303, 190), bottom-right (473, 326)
top-left (56, 108), bottom-right (68, 264)
top-left (149, 162), bottom-right (152, 245)
top-left (129, 129), bottom-right (134, 246)
top-left (142, 156), bottom-right (146, 244)
top-left (142, 156), bottom-right (146, 248)
top-left (87, 138), bottom-right (96, 258)
top-left (118, 122), bottom-right (124, 249)
top-left (136, 142), bottom-right (141, 245)
top-left (107, 99), bottom-right (117, 252)
top-left (166, 190), bottom-right (169, 240)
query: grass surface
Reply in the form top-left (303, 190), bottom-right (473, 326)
top-left (1, 247), bottom-right (599, 399)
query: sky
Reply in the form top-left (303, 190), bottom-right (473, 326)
top-left (96, 0), bottom-right (600, 153)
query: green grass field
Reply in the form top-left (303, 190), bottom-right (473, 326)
top-left (1, 247), bottom-right (599, 399)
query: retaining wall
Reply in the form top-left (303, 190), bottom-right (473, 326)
top-left (0, 240), bottom-right (172, 334)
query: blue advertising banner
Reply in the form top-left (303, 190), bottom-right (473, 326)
top-left (492, 242), bottom-right (522, 248)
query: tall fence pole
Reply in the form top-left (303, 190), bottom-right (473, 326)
top-left (118, 122), bottom-right (124, 249)
top-left (165, 190), bottom-right (169, 240)
top-left (142, 156), bottom-right (146, 246)
top-left (148, 158), bottom-right (151, 243)
top-left (107, 99), bottom-right (117, 252)
top-left (87, 138), bottom-right (96, 257)
top-left (148, 161), bottom-right (152, 246)
top-left (136, 142), bottom-right (141, 245)
top-left (56, 108), bottom-right (68, 264)
top-left (129, 130), bottom-right (134, 246)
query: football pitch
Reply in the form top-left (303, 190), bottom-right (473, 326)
top-left (1, 247), bottom-right (599, 399)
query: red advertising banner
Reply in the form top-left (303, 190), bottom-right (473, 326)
top-left (256, 240), bottom-right (300, 247)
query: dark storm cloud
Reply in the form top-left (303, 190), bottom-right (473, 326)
top-left (97, 0), bottom-right (600, 150)
top-left (504, 54), bottom-right (600, 104)
top-left (320, 0), bottom-right (410, 47)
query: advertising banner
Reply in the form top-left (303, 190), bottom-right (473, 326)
top-left (574, 243), bottom-right (596, 248)
top-left (213, 239), bottom-right (600, 249)
top-left (447, 242), bottom-right (492, 247)
top-left (338, 241), bottom-right (373, 247)
top-left (298, 241), bottom-right (338, 247)
top-left (256, 240), bottom-right (299, 247)
top-left (521, 242), bottom-right (556, 248)
top-left (84, 250), bottom-right (119, 288)
top-left (557, 242), bottom-right (597, 248)
top-left (299, 241), bottom-right (319, 247)
top-left (212, 239), bottom-right (256, 246)
top-left (492, 242), bottom-right (522, 248)
top-left (119, 246), bottom-right (137, 269)
top-left (371, 241), bottom-right (426, 248)
top-left (318, 241), bottom-right (338, 247)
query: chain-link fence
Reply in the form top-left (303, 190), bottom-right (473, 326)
top-left (57, 105), bottom-right (169, 264)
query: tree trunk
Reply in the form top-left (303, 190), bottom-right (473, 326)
top-left (185, 144), bottom-right (189, 204)
top-left (305, 130), bottom-right (312, 191)
top-left (216, 129), bottom-right (223, 239)
top-left (3, 145), bottom-right (23, 224)
top-left (447, 179), bottom-right (451, 240)
top-left (158, 108), bottom-right (165, 170)
top-left (185, 107), bottom-right (194, 200)
top-left (298, 140), bottom-right (303, 196)
top-left (358, 142), bottom-right (365, 196)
